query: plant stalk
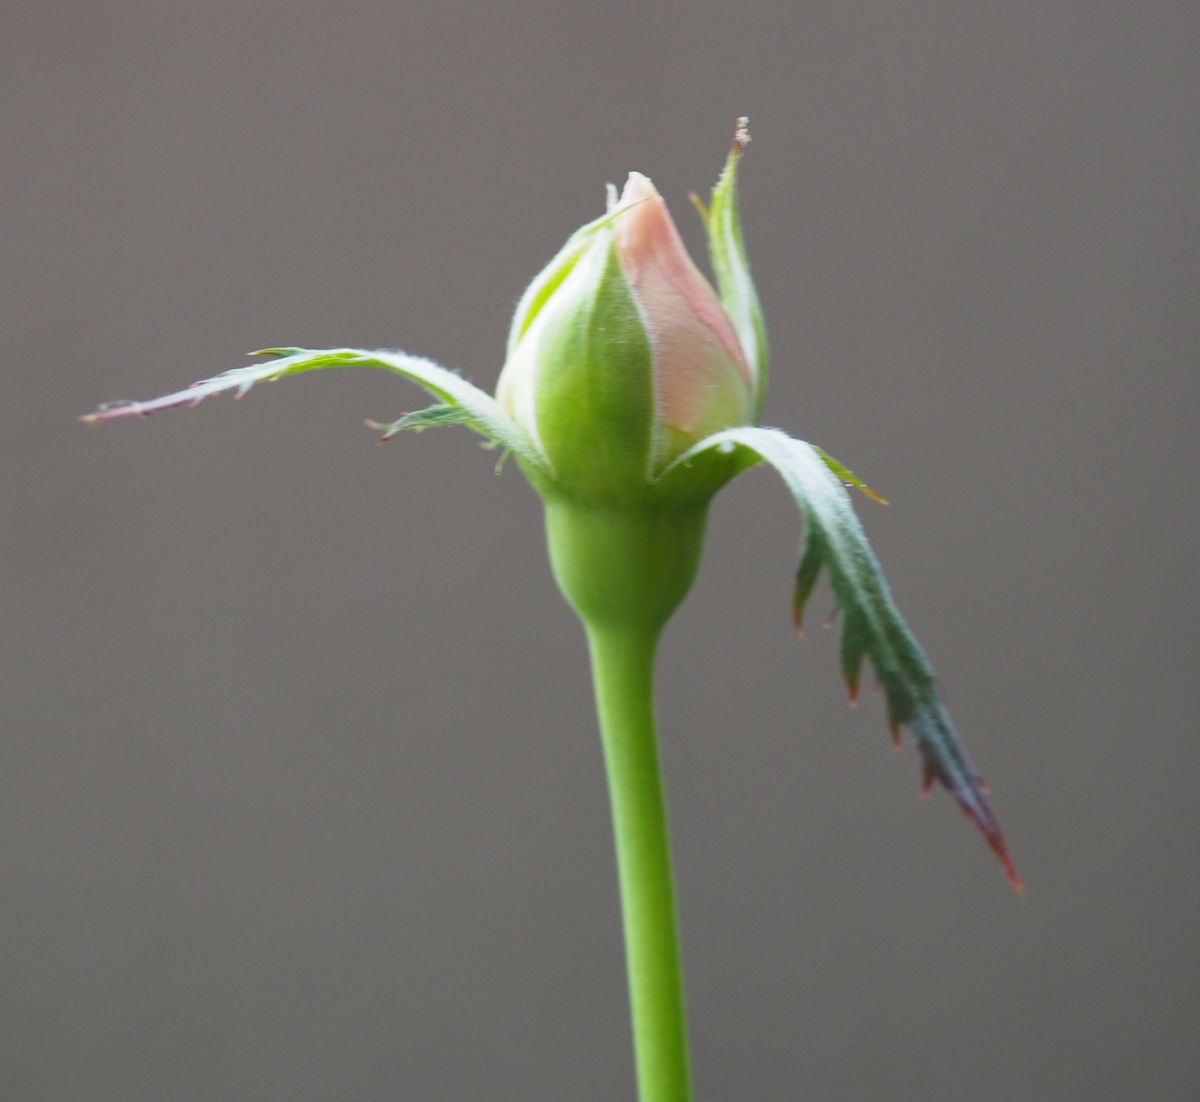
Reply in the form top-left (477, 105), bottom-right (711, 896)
top-left (586, 623), bottom-right (691, 1102)
top-left (543, 500), bottom-right (706, 1101)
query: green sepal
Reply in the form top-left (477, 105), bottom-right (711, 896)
top-left (791, 521), bottom-right (826, 633)
top-left (699, 119), bottom-right (768, 413)
top-left (81, 347), bottom-right (540, 468)
top-left (663, 426), bottom-right (1021, 891)
top-left (506, 201), bottom-right (648, 358)
top-left (812, 445), bottom-right (888, 505)
top-left (365, 404), bottom-right (471, 441)
top-left (521, 242), bottom-right (657, 504)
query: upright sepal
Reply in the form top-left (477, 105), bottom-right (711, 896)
top-left (698, 118), bottom-right (768, 414)
top-left (505, 205), bottom-right (632, 360)
top-left (499, 235), bottom-right (657, 495)
top-left (662, 426), bottom-right (1021, 891)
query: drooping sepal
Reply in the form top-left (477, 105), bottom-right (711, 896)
top-left (664, 426), bottom-right (1021, 891)
top-left (697, 118), bottom-right (768, 412)
top-left (82, 347), bottom-right (539, 466)
top-left (791, 522), bottom-right (826, 633)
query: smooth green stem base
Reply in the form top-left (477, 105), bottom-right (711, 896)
top-left (587, 625), bottom-right (691, 1102)
top-left (544, 501), bottom-right (708, 1102)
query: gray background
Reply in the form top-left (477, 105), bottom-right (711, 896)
top-left (5, 1), bottom-right (1197, 1099)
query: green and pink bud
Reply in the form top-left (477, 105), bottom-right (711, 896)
top-left (497, 169), bottom-right (761, 506)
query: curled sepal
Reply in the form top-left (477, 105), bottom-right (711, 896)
top-left (662, 425), bottom-right (1021, 891)
top-left (81, 347), bottom-right (540, 466)
top-left (696, 117), bottom-right (768, 413)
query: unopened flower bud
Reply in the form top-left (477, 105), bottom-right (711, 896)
top-left (497, 173), bottom-right (756, 505)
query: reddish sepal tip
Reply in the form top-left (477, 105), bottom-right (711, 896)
top-left (960, 804), bottom-right (1024, 894)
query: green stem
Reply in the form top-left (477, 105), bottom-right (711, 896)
top-left (542, 500), bottom-right (707, 1101)
top-left (586, 624), bottom-right (691, 1102)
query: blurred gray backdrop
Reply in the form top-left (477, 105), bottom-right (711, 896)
top-left (5, 2), bottom-right (1198, 1099)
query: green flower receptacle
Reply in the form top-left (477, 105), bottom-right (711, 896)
top-left (543, 499), bottom-right (709, 637)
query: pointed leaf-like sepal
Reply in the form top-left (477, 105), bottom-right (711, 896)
top-left (81, 347), bottom-right (539, 466)
top-left (840, 619), bottom-right (866, 707)
top-left (812, 446), bottom-right (888, 505)
top-left (791, 522), bottom-right (826, 633)
top-left (662, 426), bottom-right (1021, 891)
top-left (505, 203), bottom-right (644, 361)
top-left (698, 118), bottom-right (768, 412)
top-left (365, 404), bottom-right (472, 442)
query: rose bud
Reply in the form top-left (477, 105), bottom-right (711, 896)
top-left (497, 171), bottom-right (759, 507)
